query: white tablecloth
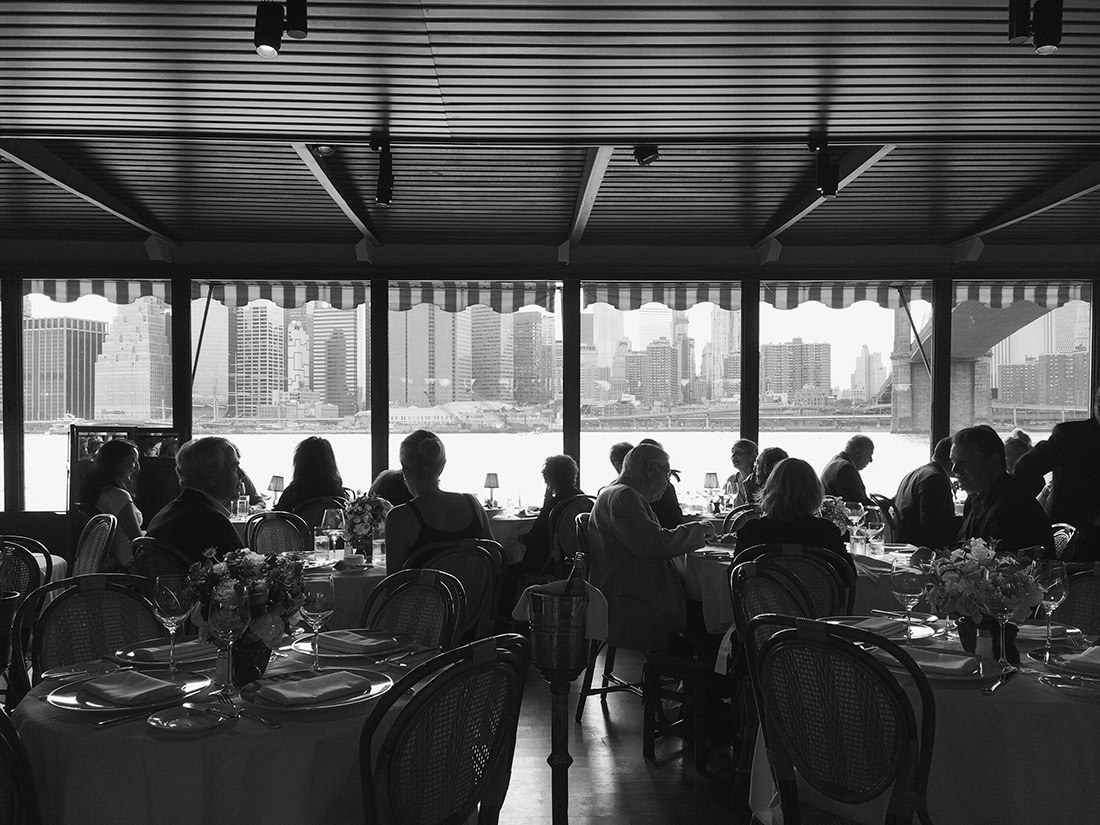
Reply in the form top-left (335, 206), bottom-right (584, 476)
top-left (40, 554), bottom-right (67, 583)
top-left (489, 514), bottom-right (537, 566)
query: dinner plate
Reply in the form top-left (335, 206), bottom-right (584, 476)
top-left (39, 660), bottom-right (125, 680)
top-left (148, 705), bottom-right (235, 737)
top-left (290, 631), bottom-right (412, 659)
top-left (239, 667), bottom-right (393, 716)
top-left (1015, 622), bottom-right (1085, 643)
top-left (1039, 674), bottom-right (1100, 702)
top-left (1026, 644), bottom-right (1100, 675)
top-left (822, 616), bottom-right (936, 642)
top-left (113, 636), bottom-right (219, 667)
top-left (698, 549), bottom-right (736, 560)
top-left (45, 670), bottom-right (212, 712)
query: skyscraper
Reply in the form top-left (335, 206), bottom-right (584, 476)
top-left (850, 344), bottom-right (888, 403)
top-left (324, 329), bottom-right (358, 415)
top-left (589, 303), bottom-right (624, 369)
top-left (513, 311), bottom-right (550, 406)
top-left (312, 304), bottom-right (358, 411)
top-left (286, 320), bottom-right (310, 397)
top-left (231, 301), bottom-right (284, 418)
top-left (643, 337), bottom-right (678, 407)
top-left (471, 306), bottom-right (514, 402)
top-left (388, 304), bottom-right (472, 406)
top-left (191, 299), bottom-right (229, 414)
top-left (760, 338), bottom-right (831, 397)
top-left (24, 315), bottom-right (107, 422)
top-left (94, 296), bottom-right (171, 421)
top-left (637, 305), bottom-right (672, 351)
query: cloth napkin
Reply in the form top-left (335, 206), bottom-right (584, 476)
top-left (1058, 645), bottom-right (1100, 676)
top-left (130, 639), bottom-right (218, 663)
top-left (512, 580), bottom-right (608, 641)
top-left (1016, 623), bottom-right (1069, 641)
top-left (897, 648), bottom-right (982, 676)
top-left (315, 630), bottom-right (398, 655)
top-left (852, 617), bottom-right (908, 638)
top-left (83, 671), bottom-right (184, 706)
top-left (255, 670), bottom-right (372, 706)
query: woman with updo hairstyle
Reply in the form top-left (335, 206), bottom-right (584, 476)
top-left (79, 437), bottom-right (144, 570)
top-left (275, 436), bottom-right (345, 513)
top-left (383, 429), bottom-right (493, 571)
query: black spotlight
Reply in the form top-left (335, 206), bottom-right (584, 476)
top-left (376, 145), bottom-right (393, 206)
top-left (1032, 0), bottom-right (1063, 55)
top-left (254, 2), bottom-right (284, 59)
top-left (632, 144), bottom-right (660, 166)
top-left (286, 0), bottom-right (308, 39)
top-left (1008, 0), bottom-right (1031, 45)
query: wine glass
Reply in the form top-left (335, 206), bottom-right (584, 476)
top-left (152, 575), bottom-right (191, 673)
top-left (863, 508), bottom-right (885, 543)
top-left (301, 576), bottom-right (335, 672)
top-left (1035, 561), bottom-right (1068, 661)
top-left (321, 509), bottom-right (346, 559)
top-left (980, 587), bottom-right (1018, 668)
top-left (890, 560), bottom-right (930, 642)
top-left (208, 588), bottom-right (252, 696)
top-left (844, 501), bottom-right (865, 532)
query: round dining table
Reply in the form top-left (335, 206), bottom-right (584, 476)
top-left (488, 512), bottom-right (537, 566)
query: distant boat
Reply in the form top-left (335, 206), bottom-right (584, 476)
top-left (47, 414), bottom-right (87, 435)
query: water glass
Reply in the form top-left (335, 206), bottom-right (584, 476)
top-left (849, 527), bottom-right (868, 554)
top-left (890, 560), bottom-right (930, 642)
top-left (208, 590), bottom-right (252, 695)
top-left (1035, 560), bottom-right (1068, 659)
top-left (152, 575), bottom-right (191, 673)
top-left (301, 577), bottom-right (335, 671)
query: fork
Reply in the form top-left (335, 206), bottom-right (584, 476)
top-left (981, 664), bottom-right (1019, 695)
top-left (219, 692), bottom-right (282, 728)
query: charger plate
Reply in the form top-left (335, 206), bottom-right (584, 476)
top-left (46, 670), bottom-right (211, 713)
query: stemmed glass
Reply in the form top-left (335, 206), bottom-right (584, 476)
top-left (863, 508), bottom-right (885, 549)
top-left (890, 560), bottom-right (930, 643)
top-left (320, 509), bottom-right (346, 559)
top-left (208, 588), bottom-right (252, 696)
top-left (980, 587), bottom-right (1018, 668)
top-left (152, 575), bottom-right (191, 673)
top-left (844, 501), bottom-right (866, 533)
top-left (1035, 561), bottom-right (1068, 662)
top-left (301, 576), bottom-right (335, 672)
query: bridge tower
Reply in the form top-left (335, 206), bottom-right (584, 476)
top-left (890, 309), bottom-right (916, 433)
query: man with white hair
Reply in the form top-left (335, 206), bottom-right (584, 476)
top-left (146, 436), bottom-right (245, 564)
top-left (821, 434), bottom-right (875, 506)
top-left (589, 443), bottom-right (711, 651)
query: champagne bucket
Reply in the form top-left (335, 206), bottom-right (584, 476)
top-left (529, 591), bottom-right (589, 672)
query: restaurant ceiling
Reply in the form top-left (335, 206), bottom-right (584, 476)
top-left (2, 1), bottom-right (1099, 276)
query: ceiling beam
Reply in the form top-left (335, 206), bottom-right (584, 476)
top-left (0, 138), bottom-right (177, 246)
top-left (291, 143), bottom-right (381, 250)
top-left (753, 144), bottom-right (896, 248)
top-left (560, 146), bottom-right (614, 263)
top-left (950, 158), bottom-right (1100, 246)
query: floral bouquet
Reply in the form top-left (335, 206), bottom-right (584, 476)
top-left (819, 496), bottom-right (851, 533)
top-left (342, 492), bottom-right (393, 554)
top-left (186, 548), bottom-right (305, 650)
top-left (925, 538), bottom-right (1042, 624)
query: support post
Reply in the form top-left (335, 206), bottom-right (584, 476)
top-left (547, 679), bottom-right (574, 825)
top-left (740, 278), bottom-right (760, 443)
top-left (370, 278), bottom-right (389, 480)
top-left (931, 278), bottom-right (953, 447)
top-left (562, 279), bottom-right (581, 471)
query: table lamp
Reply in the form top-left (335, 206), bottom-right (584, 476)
top-left (268, 475), bottom-right (284, 508)
top-left (484, 473), bottom-right (499, 508)
top-left (704, 472), bottom-right (720, 512)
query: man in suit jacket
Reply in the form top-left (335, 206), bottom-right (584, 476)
top-left (1014, 387), bottom-right (1100, 562)
top-left (894, 436), bottom-right (960, 549)
top-left (146, 436), bottom-right (245, 565)
top-left (821, 434), bottom-right (875, 506)
top-left (589, 443), bottom-right (711, 651)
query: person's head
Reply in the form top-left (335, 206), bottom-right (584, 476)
top-left (609, 442), bottom-right (634, 473)
top-left (619, 443), bottom-right (672, 503)
top-left (951, 425), bottom-right (1006, 495)
top-left (1093, 385), bottom-right (1100, 426)
top-left (754, 447), bottom-right (789, 487)
top-left (542, 454), bottom-right (579, 496)
top-left (730, 439), bottom-right (758, 476)
top-left (368, 468), bottom-right (414, 507)
top-left (931, 436), bottom-right (953, 471)
top-left (399, 430), bottom-right (447, 493)
top-left (846, 434), bottom-right (875, 470)
top-left (83, 438), bottom-right (140, 500)
top-left (176, 437), bottom-right (241, 502)
top-left (760, 458), bottom-right (825, 522)
top-left (291, 436), bottom-right (342, 487)
top-left (1003, 428), bottom-right (1033, 473)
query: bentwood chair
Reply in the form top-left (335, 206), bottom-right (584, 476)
top-left (1052, 523), bottom-right (1079, 562)
top-left (870, 494), bottom-right (901, 543)
top-left (359, 569), bottom-right (467, 650)
top-left (734, 543), bottom-right (856, 618)
top-left (745, 615), bottom-right (937, 825)
top-left (405, 539), bottom-right (504, 643)
top-left (360, 634), bottom-right (530, 825)
top-left (722, 503), bottom-right (761, 534)
top-left (292, 496), bottom-right (349, 530)
top-left (3, 537), bottom-right (53, 584)
top-left (545, 493), bottom-right (597, 577)
top-left (0, 705), bottom-right (43, 825)
top-left (245, 511), bottom-right (311, 557)
top-left (0, 543), bottom-right (45, 706)
top-left (72, 514), bottom-right (118, 576)
top-left (1053, 564), bottom-right (1100, 636)
top-left (131, 536), bottom-right (191, 578)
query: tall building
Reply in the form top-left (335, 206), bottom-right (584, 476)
top-left (324, 329), bottom-right (358, 415)
top-left (589, 303), bottom-right (624, 369)
top-left (312, 304), bottom-right (358, 411)
top-left (706, 306), bottom-right (740, 397)
top-left (999, 351), bottom-right (1090, 407)
top-left (24, 316), bottom-right (107, 422)
top-left (471, 306), bottom-right (514, 402)
top-left (580, 313), bottom-right (594, 347)
top-left (231, 301), bottom-right (285, 418)
top-left (850, 344), bottom-right (888, 403)
top-left (760, 337), bottom-right (831, 397)
top-left (94, 296), bottom-right (171, 421)
top-left (388, 304), bottom-right (472, 406)
top-left (513, 311), bottom-right (550, 406)
top-left (643, 337), bottom-right (678, 407)
top-left (286, 320), bottom-right (310, 397)
top-left (637, 305), bottom-right (672, 351)
top-left (191, 299), bottom-right (229, 414)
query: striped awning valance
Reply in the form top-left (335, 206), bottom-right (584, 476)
top-left (191, 281), bottom-right (368, 309)
top-left (24, 280), bottom-right (170, 304)
top-left (954, 282), bottom-right (1090, 309)
top-left (763, 282), bottom-right (933, 310)
top-left (389, 281), bottom-right (555, 313)
top-left (582, 282), bottom-right (740, 311)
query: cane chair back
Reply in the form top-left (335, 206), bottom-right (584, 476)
top-left (131, 537), bottom-right (191, 580)
top-left (735, 543), bottom-right (855, 618)
top-left (3, 537), bottom-right (53, 584)
top-left (360, 634), bottom-right (530, 825)
top-left (405, 540), bottom-right (503, 643)
top-left (731, 560), bottom-right (817, 656)
top-left (746, 616), bottom-right (936, 825)
top-left (292, 496), bottom-right (349, 530)
top-left (72, 514), bottom-right (118, 576)
top-left (546, 494), bottom-right (596, 576)
top-left (246, 511), bottom-right (311, 557)
top-left (723, 503), bottom-right (761, 534)
top-left (0, 705), bottom-right (43, 825)
top-left (1052, 523), bottom-right (1078, 562)
top-left (359, 569), bottom-right (466, 650)
top-left (870, 494), bottom-right (900, 543)
top-left (729, 509), bottom-right (763, 534)
top-left (0, 543), bottom-right (44, 604)
top-left (1053, 565), bottom-right (1100, 635)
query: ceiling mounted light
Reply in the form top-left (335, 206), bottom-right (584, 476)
top-left (253, 2), bottom-right (284, 59)
top-left (286, 0), bottom-right (308, 39)
top-left (313, 144), bottom-right (336, 158)
top-left (376, 144), bottom-right (393, 206)
top-left (810, 138), bottom-right (839, 199)
top-left (632, 144), bottom-right (660, 166)
top-left (1008, 0), bottom-right (1031, 44)
top-left (1031, 0), bottom-right (1063, 55)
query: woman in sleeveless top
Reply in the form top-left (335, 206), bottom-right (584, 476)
top-left (383, 430), bottom-right (493, 571)
top-left (80, 437), bottom-right (144, 571)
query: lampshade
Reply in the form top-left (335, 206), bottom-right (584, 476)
top-left (704, 472), bottom-right (719, 490)
top-left (484, 473), bottom-right (499, 489)
top-left (268, 475), bottom-right (285, 493)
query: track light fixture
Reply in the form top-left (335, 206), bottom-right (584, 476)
top-left (313, 144), bottom-right (336, 158)
top-left (375, 144), bottom-right (393, 206)
top-left (1008, 0), bottom-right (1031, 44)
top-left (809, 137), bottom-right (839, 199)
top-left (254, 2), bottom-right (284, 59)
top-left (286, 0), bottom-right (308, 39)
top-left (1007, 0), bottom-right (1062, 55)
top-left (632, 144), bottom-right (660, 166)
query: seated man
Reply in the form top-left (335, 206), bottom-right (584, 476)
top-left (893, 436), bottom-right (959, 550)
top-left (952, 425), bottom-right (1054, 558)
top-left (146, 436), bottom-right (245, 564)
top-left (638, 437), bottom-right (684, 529)
top-left (820, 434), bottom-right (875, 506)
top-left (590, 443), bottom-right (711, 651)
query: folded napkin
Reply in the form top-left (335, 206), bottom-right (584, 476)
top-left (83, 671), bottom-right (184, 706)
top-left (316, 630), bottom-right (398, 655)
top-left (256, 670), bottom-right (372, 706)
top-left (872, 647), bottom-right (981, 676)
top-left (130, 639), bottom-right (218, 663)
top-left (1016, 623), bottom-right (1069, 641)
top-left (1059, 645), bottom-right (1100, 676)
top-left (852, 617), bottom-right (908, 638)
top-left (512, 580), bottom-right (608, 641)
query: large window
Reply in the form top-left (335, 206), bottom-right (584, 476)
top-left (578, 282), bottom-right (742, 512)
top-left (759, 281), bottom-right (933, 497)
top-left (23, 280), bottom-right (173, 510)
top-left (950, 282), bottom-right (1091, 443)
top-left (388, 281), bottom-right (561, 507)
top-left (191, 281), bottom-right (372, 497)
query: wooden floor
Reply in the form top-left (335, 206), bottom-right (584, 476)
top-left (500, 648), bottom-right (736, 825)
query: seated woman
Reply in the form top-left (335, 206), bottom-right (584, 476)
top-left (517, 455), bottom-right (584, 576)
top-left (736, 457), bottom-right (852, 570)
top-left (383, 430), bottom-right (493, 571)
top-left (725, 438), bottom-right (759, 507)
top-left (79, 438), bottom-right (144, 571)
top-left (275, 436), bottom-right (346, 513)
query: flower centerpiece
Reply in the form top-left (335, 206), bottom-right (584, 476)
top-left (820, 496), bottom-right (851, 534)
top-left (342, 492), bottom-right (393, 555)
top-left (186, 548), bottom-right (305, 685)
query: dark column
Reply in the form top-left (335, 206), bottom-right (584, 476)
top-left (1092, 278), bottom-right (1100, 401)
top-left (2, 277), bottom-right (25, 511)
top-left (170, 276), bottom-right (192, 443)
top-left (370, 278), bottom-right (389, 480)
top-left (739, 278), bottom-right (760, 444)
top-left (931, 278), bottom-right (953, 448)
top-left (562, 279), bottom-right (581, 471)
